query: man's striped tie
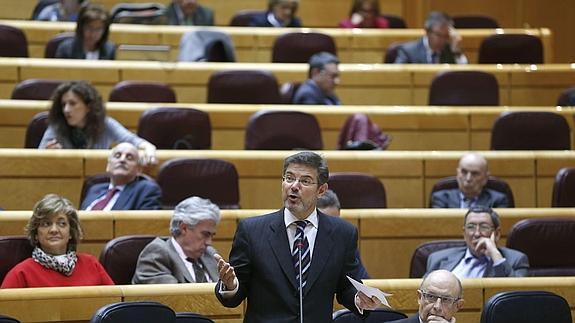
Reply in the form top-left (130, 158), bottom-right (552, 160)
top-left (292, 220), bottom-right (310, 291)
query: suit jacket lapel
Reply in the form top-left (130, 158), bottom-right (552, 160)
top-left (440, 247), bottom-right (466, 271)
top-left (304, 213), bottom-right (334, 296)
top-left (112, 181), bottom-right (134, 210)
top-left (268, 211), bottom-right (298, 290)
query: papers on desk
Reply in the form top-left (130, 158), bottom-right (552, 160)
top-left (347, 275), bottom-right (393, 308)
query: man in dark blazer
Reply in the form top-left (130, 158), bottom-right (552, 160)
top-left (394, 11), bottom-right (467, 64)
top-left (250, 0), bottom-right (302, 27)
top-left (431, 153), bottom-right (510, 208)
top-left (387, 270), bottom-right (464, 323)
top-left (426, 206), bottom-right (529, 278)
top-left (293, 52), bottom-right (341, 105)
top-left (214, 151), bottom-right (380, 322)
top-left (133, 196), bottom-right (220, 284)
top-left (81, 142), bottom-right (161, 210)
top-left (163, 0), bottom-right (214, 26)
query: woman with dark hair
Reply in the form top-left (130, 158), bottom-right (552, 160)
top-left (38, 81), bottom-right (157, 165)
top-left (1, 194), bottom-right (114, 288)
top-left (250, 0), bottom-right (302, 27)
top-left (339, 0), bottom-right (389, 29)
top-left (55, 3), bottom-right (115, 60)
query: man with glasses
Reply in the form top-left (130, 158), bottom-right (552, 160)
top-left (426, 206), bottom-right (529, 278)
top-left (394, 11), bottom-right (467, 64)
top-left (293, 52), bottom-right (341, 105)
top-left (214, 151), bottom-right (380, 322)
top-left (388, 270), bottom-right (464, 323)
top-left (431, 153), bottom-right (510, 208)
top-left (132, 196), bottom-right (220, 284)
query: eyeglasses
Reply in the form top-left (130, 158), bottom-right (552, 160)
top-left (282, 174), bottom-right (317, 187)
top-left (429, 31), bottom-right (450, 39)
top-left (419, 290), bottom-right (460, 306)
top-left (464, 223), bottom-right (494, 234)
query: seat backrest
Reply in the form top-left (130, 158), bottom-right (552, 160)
top-left (552, 167), bottom-right (575, 207)
top-left (244, 110), bottom-right (323, 150)
top-left (429, 176), bottom-right (515, 207)
top-left (480, 291), bottom-right (572, 323)
top-left (24, 111), bottom-right (49, 148)
top-left (206, 70), bottom-right (282, 104)
top-left (452, 15), bottom-right (500, 28)
top-left (557, 87), bottom-right (575, 106)
top-left (109, 81), bottom-right (176, 103)
top-left (0, 236), bottom-right (34, 283)
top-left (0, 315), bottom-right (21, 323)
top-left (175, 313), bottom-right (214, 323)
top-left (381, 14), bottom-right (407, 28)
top-left (229, 10), bottom-right (263, 26)
top-left (272, 32), bottom-right (337, 63)
top-left (90, 301), bottom-right (176, 323)
top-left (11, 79), bottom-right (63, 100)
top-left (110, 3), bottom-right (166, 24)
top-left (328, 172), bottom-right (386, 208)
top-left (490, 111), bottom-right (570, 150)
top-left (178, 30), bottom-right (235, 62)
top-left (337, 113), bottom-right (391, 150)
top-left (44, 32), bottom-right (74, 58)
top-left (383, 42), bottom-right (404, 63)
top-left (157, 158), bottom-right (240, 209)
top-left (98, 235), bottom-right (156, 285)
top-left (410, 240), bottom-right (467, 278)
top-left (137, 107), bottom-right (211, 150)
top-left (428, 71), bottom-right (499, 106)
top-left (0, 25), bottom-right (28, 57)
top-left (478, 34), bottom-right (543, 64)
top-left (80, 173), bottom-right (111, 204)
top-left (333, 308), bottom-right (407, 322)
top-left (506, 218), bottom-right (575, 276)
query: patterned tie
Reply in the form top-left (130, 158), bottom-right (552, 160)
top-left (292, 220), bottom-right (310, 291)
top-left (187, 258), bottom-right (207, 283)
top-left (91, 187), bottom-right (118, 210)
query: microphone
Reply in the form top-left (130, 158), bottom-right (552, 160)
top-left (296, 236), bottom-right (304, 323)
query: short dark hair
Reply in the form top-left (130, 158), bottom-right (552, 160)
top-left (464, 205), bottom-right (501, 229)
top-left (282, 151), bottom-right (329, 185)
top-left (267, 0), bottom-right (299, 13)
top-left (424, 11), bottom-right (453, 31)
top-left (317, 189), bottom-right (340, 210)
top-left (308, 51), bottom-right (339, 78)
top-left (76, 3), bottom-right (111, 50)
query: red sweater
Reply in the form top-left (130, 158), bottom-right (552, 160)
top-left (1, 253), bottom-right (114, 288)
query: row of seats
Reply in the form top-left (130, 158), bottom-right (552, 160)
top-left (0, 23), bottom-right (546, 65)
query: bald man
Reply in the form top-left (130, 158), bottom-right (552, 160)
top-left (431, 153), bottom-right (510, 208)
top-left (81, 142), bottom-right (161, 210)
top-left (388, 270), bottom-right (464, 323)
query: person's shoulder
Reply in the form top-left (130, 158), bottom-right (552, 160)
top-left (249, 12), bottom-right (269, 26)
top-left (429, 246), bottom-right (464, 258)
top-left (9, 257), bottom-right (35, 271)
top-left (197, 4), bottom-right (214, 14)
top-left (76, 253), bottom-right (101, 263)
top-left (319, 211), bottom-right (357, 232)
top-left (499, 246), bottom-right (528, 259)
top-left (288, 17), bottom-right (302, 27)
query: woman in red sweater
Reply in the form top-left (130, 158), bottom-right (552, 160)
top-left (1, 194), bottom-right (114, 288)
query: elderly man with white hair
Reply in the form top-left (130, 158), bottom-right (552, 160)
top-left (132, 196), bottom-right (221, 284)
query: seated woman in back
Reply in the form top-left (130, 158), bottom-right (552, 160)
top-left (38, 81), bottom-right (156, 165)
top-left (36, 0), bottom-right (84, 22)
top-left (55, 3), bottom-right (115, 60)
top-left (250, 0), bottom-right (302, 27)
top-left (339, 0), bottom-right (389, 29)
top-left (1, 194), bottom-right (114, 288)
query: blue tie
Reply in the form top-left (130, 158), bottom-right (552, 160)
top-left (292, 220), bottom-right (310, 291)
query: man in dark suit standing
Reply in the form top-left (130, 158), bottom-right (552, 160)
top-left (431, 153), bottom-right (510, 208)
top-left (293, 52), bottom-right (341, 105)
top-left (81, 142), bottom-right (161, 210)
top-left (214, 151), bottom-right (380, 322)
top-left (387, 270), bottom-right (464, 323)
top-left (394, 11), bottom-right (467, 64)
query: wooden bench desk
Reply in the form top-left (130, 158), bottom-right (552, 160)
top-left (0, 20), bottom-right (553, 64)
top-left (0, 59), bottom-right (573, 106)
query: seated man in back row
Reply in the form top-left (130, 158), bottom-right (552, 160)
top-left (394, 11), bottom-right (467, 64)
top-left (293, 51), bottom-right (341, 105)
top-left (431, 152), bottom-right (510, 208)
top-left (426, 206), bottom-right (529, 278)
top-left (81, 142), bottom-right (161, 210)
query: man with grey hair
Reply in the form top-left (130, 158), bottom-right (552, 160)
top-left (394, 11), bottom-right (467, 64)
top-left (388, 270), bottom-right (464, 323)
top-left (132, 196), bottom-right (220, 284)
top-left (293, 51), bottom-right (341, 105)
